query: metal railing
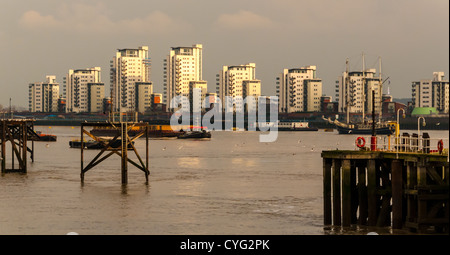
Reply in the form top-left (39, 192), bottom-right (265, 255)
top-left (354, 133), bottom-right (449, 156)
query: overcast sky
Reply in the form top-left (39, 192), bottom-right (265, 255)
top-left (0, 0), bottom-right (448, 109)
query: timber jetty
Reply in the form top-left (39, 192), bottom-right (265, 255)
top-left (322, 135), bottom-right (449, 233)
top-left (1, 119), bottom-right (40, 173)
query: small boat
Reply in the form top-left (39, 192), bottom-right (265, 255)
top-left (69, 139), bottom-right (134, 149)
top-left (324, 128), bottom-right (334, 132)
top-left (36, 131), bottom-right (57, 141)
top-left (69, 140), bottom-right (97, 148)
top-left (177, 130), bottom-right (212, 139)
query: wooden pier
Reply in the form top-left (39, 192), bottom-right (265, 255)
top-left (1, 119), bottom-right (40, 173)
top-left (322, 150), bottom-right (449, 233)
top-left (322, 150), bottom-right (449, 232)
top-left (80, 121), bottom-right (150, 184)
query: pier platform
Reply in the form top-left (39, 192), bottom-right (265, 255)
top-left (322, 149), bottom-right (449, 233)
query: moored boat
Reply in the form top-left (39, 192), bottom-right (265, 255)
top-left (278, 121), bottom-right (318, 131)
top-left (177, 130), bottom-right (212, 139)
top-left (258, 121), bottom-right (318, 131)
top-left (69, 139), bottom-right (134, 149)
top-left (89, 124), bottom-right (185, 138)
top-left (36, 131), bottom-right (57, 141)
top-left (322, 116), bottom-right (396, 135)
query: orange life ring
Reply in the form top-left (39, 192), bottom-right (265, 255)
top-left (356, 137), bottom-right (366, 148)
top-left (437, 139), bottom-right (444, 153)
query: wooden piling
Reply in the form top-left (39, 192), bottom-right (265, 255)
top-left (342, 159), bottom-right (352, 227)
top-left (367, 159), bottom-right (377, 226)
top-left (121, 122), bottom-right (127, 184)
top-left (391, 159), bottom-right (403, 229)
top-left (332, 159), bottom-right (341, 226)
top-left (1, 120), bottom-right (6, 172)
top-left (80, 120), bottom-right (150, 185)
top-left (357, 160), bottom-right (368, 225)
top-left (323, 158), bottom-right (332, 225)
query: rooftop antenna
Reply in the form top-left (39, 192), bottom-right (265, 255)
top-left (362, 52), bottom-right (365, 124)
top-left (379, 56), bottom-right (382, 122)
top-left (9, 98), bottom-right (12, 119)
top-left (346, 58), bottom-right (350, 124)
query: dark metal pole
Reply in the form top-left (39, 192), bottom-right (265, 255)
top-left (121, 122), bottom-right (128, 184)
top-left (1, 121), bottom-right (5, 172)
top-left (371, 90), bottom-right (377, 151)
top-left (372, 91), bottom-right (376, 136)
top-left (81, 124), bottom-right (84, 182)
top-left (146, 125), bottom-right (149, 183)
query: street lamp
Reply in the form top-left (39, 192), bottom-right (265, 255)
top-left (417, 117), bottom-right (426, 152)
top-left (418, 116), bottom-right (426, 138)
top-left (396, 108), bottom-right (406, 152)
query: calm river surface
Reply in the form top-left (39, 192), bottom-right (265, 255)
top-left (0, 126), bottom-right (448, 235)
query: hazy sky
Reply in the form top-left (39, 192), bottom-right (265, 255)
top-left (1, 0), bottom-right (448, 109)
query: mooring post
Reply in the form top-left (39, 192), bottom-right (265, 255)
top-left (11, 127), bottom-right (14, 170)
top-left (391, 159), bottom-right (403, 229)
top-left (323, 158), bottom-right (332, 225)
top-left (31, 122), bottom-right (35, 162)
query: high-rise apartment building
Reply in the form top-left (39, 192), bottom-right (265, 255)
top-left (110, 46), bottom-right (151, 112)
top-left (28, 75), bottom-right (60, 112)
top-left (412, 72), bottom-right (449, 113)
top-left (65, 67), bottom-right (102, 113)
top-left (135, 82), bottom-right (153, 113)
top-left (87, 82), bottom-right (105, 113)
top-left (276, 66), bottom-right (322, 113)
top-left (242, 80), bottom-right (261, 112)
top-left (164, 44), bottom-right (204, 112)
top-left (336, 67), bottom-right (382, 116)
top-left (216, 63), bottom-right (261, 111)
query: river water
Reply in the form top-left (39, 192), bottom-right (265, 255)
top-left (0, 127), bottom-right (448, 235)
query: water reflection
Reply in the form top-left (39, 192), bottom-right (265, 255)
top-left (0, 126), bottom-right (447, 234)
